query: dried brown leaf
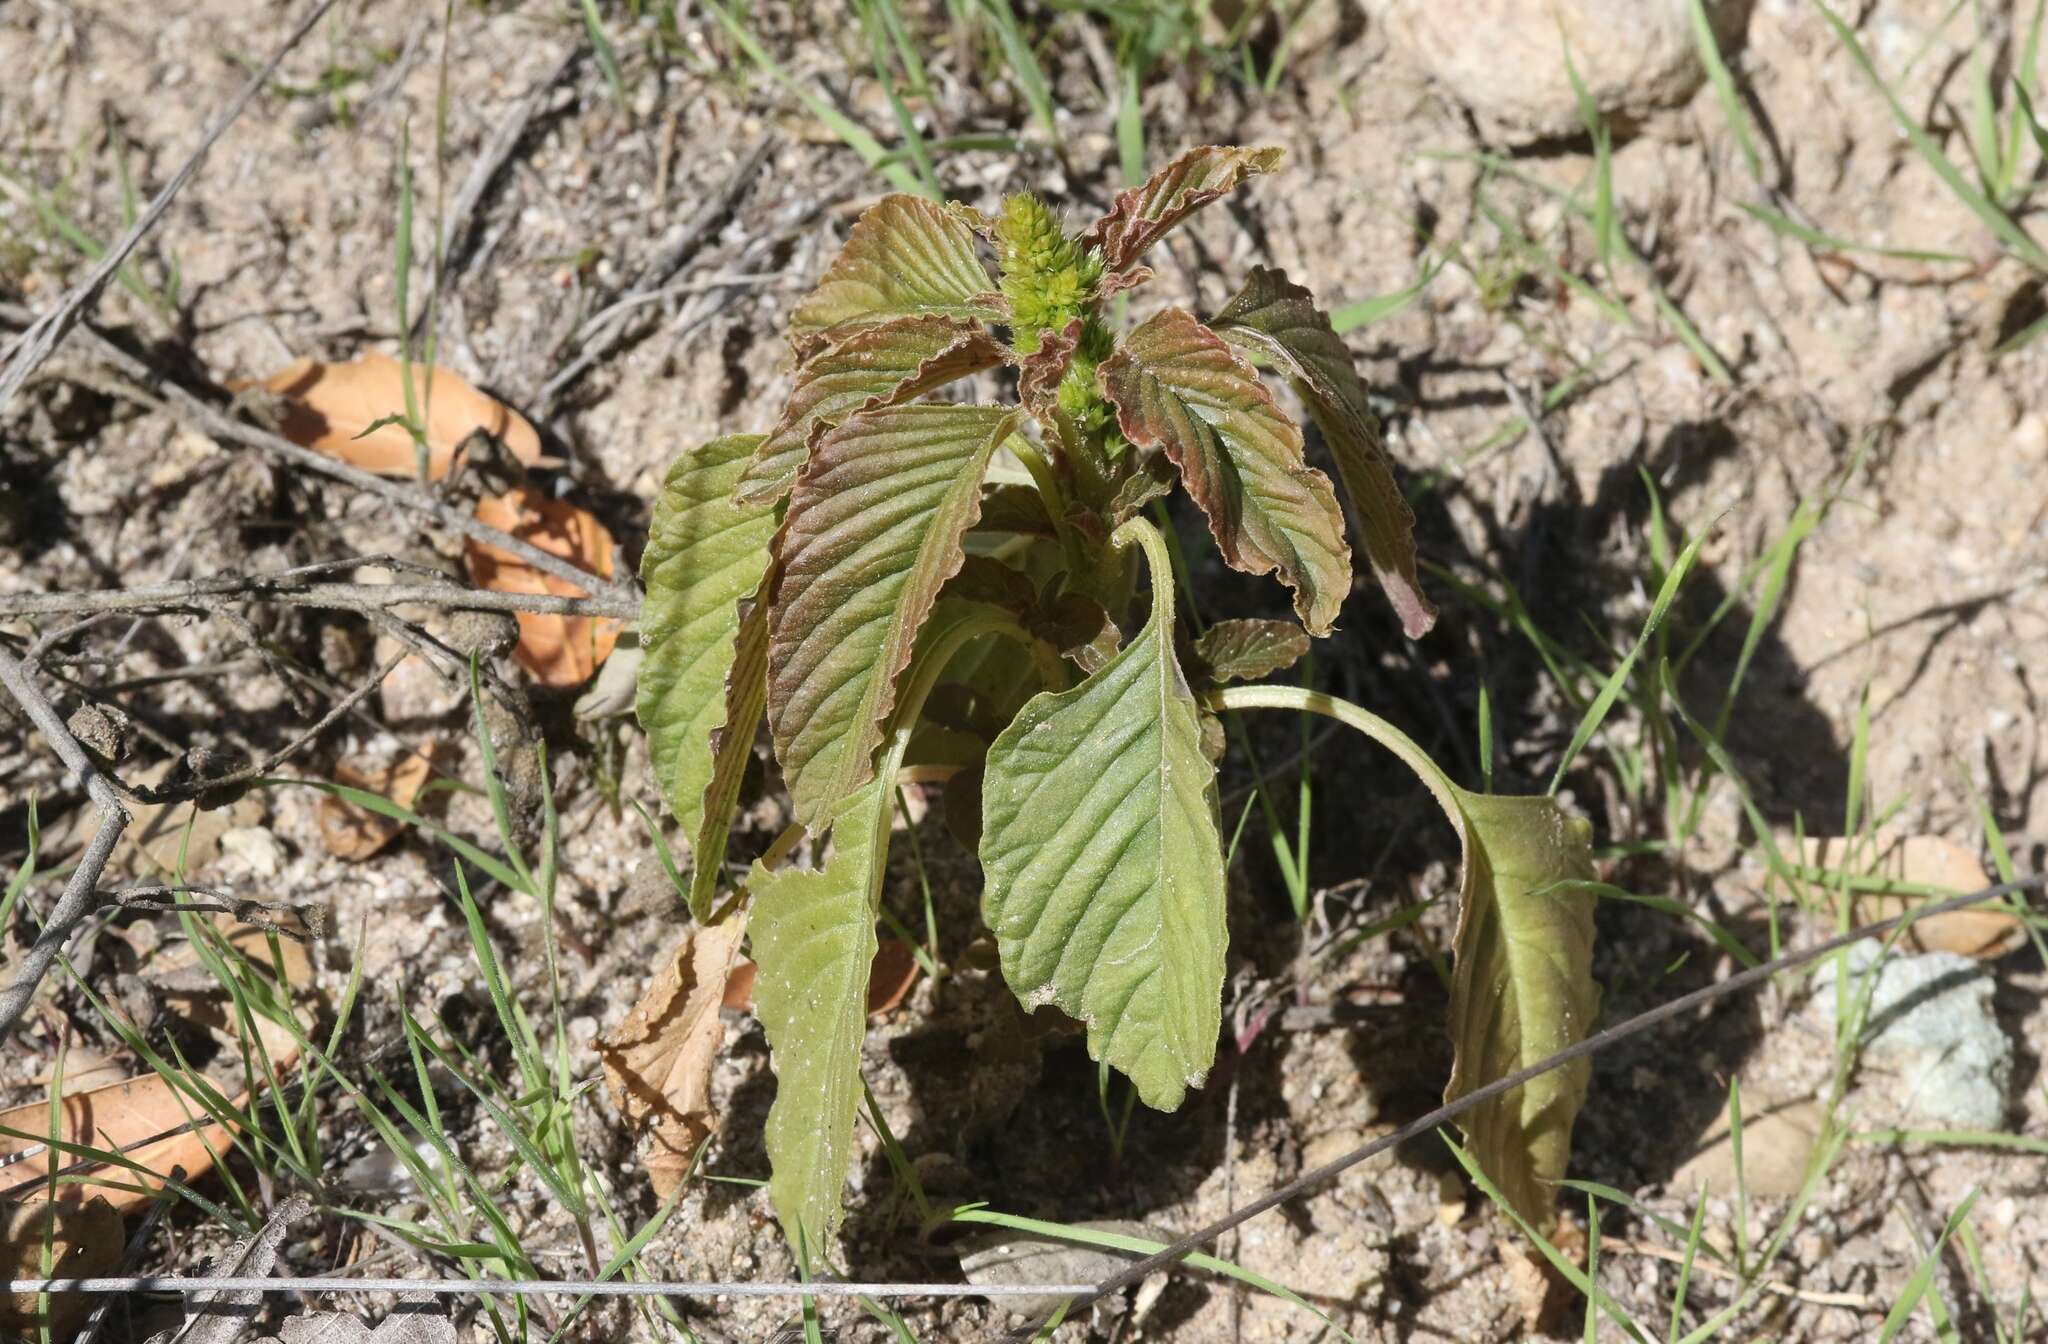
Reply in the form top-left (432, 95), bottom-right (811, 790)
top-left (599, 915), bottom-right (749, 1200)
top-left (247, 353), bottom-right (546, 479)
top-left (0, 1197), bottom-right (123, 1335)
top-left (1802, 830), bottom-right (2027, 959)
top-left (317, 748), bottom-right (436, 861)
top-left (464, 486), bottom-right (621, 687)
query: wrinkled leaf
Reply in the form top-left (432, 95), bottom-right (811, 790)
top-left (1187, 618), bottom-right (1310, 685)
top-left (317, 747), bottom-right (436, 861)
top-left (1016, 315), bottom-right (1084, 418)
top-left (790, 194), bottom-right (1004, 339)
top-left (1099, 307), bottom-right (1350, 635)
top-left (1213, 265), bottom-right (1436, 637)
top-left (637, 435), bottom-right (779, 919)
top-left (736, 316), bottom-right (1007, 506)
top-left (465, 486), bottom-right (620, 687)
top-left (598, 913), bottom-right (749, 1200)
top-left (749, 770), bottom-right (896, 1260)
top-left (768, 404), bottom-right (1017, 833)
top-left (979, 538), bottom-right (1226, 1109)
top-left (1444, 790), bottom-right (1599, 1234)
top-left (0, 1198), bottom-right (122, 1336)
top-left (245, 353), bottom-right (547, 479)
top-left (1077, 145), bottom-right (1283, 273)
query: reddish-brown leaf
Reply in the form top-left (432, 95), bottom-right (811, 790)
top-left (736, 315), bottom-right (1006, 507)
top-left (1098, 307), bottom-right (1350, 635)
top-left (766, 404), bottom-right (1018, 833)
top-left (1213, 265), bottom-right (1436, 637)
top-left (1077, 145), bottom-right (1283, 273)
top-left (789, 195), bottom-right (1005, 340)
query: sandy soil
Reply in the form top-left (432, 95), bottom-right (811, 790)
top-left (3, 1), bottom-right (2046, 1340)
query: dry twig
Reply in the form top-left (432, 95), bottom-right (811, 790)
top-left (0, 0), bottom-right (344, 412)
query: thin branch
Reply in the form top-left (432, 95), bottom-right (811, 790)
top-left (5, 1277), bottom-right (1098, 1300)
top-left (0, 302), bottom-right (636, 604)
top-left (434, 44), bottom-right (585, 292)
top-left (101, 886), bottom-right (320, 941)
top-left (535, 136), bottom-right (772, 413)
top-left (0, 576), bottom-right (639, 621)
top-left (1035, 874), bottom-right (2048, 1333)
top-left (0, 0), bottom-right (344, 412)
top-left (0, 645), bottom-right (129, 1045)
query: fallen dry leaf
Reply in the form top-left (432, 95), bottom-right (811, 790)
top-left (464, 486), bottom-right (621, 687)
top-left (248, 353), bottom-right (545, 479)
top-left (1672, 1094), bottom-right (1824, 1200)
top-left (0, 916), bottom-right (316, 1210)
top-left (1802, 830), bottom-right (2027, 959)
top-left (719, 939), bottom-right (922, 1018)
top-left (0, 1197), bottom-right (123, 1335)
top-left (0, 1072), bottom-right (247, 1210)
top-left (317, 748), bottom-right (436, 861)
top-left (599, 914), bottom-right (750, 1199)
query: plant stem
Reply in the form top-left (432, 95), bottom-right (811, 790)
top-left (1206, 685), bottom-right (1462, 839)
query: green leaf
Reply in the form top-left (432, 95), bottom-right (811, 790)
top-left (1443, 789), bottom-right (1600, 1234)
top-left (637, 436), bottom-right (781, 918)
top-left (789, 194), bottom-right (1006, 341)
top-left (750, 604), bottom-right (1012, 1261)
top-left (1099, 306), bottom-right (1351, 636)
top-left (979, 520), bottom-right (1226, 1110)
top-left (1077, 144), bottom-right (1284, 273)
top-left (750, 768), bottom-right (895, 1262)
top-left (736, 315), bottom-right (1007, 507)
top-left (1213, 265), bottom-right (1436, 637)
top-left (1187, 618), bottom-right (1309, 685)
top-left (768, 403), bottom-right (1019, 833)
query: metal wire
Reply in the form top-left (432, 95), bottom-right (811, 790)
top-left (3, 1277), bottom-right (1094, 1300)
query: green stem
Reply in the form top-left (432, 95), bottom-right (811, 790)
top-left (1007, 433), bottom-right (1066, 523)
top-left (1109, 514), bottom-right (1174, 606)
top-left (1207, 685), bottom-right (1464, 840)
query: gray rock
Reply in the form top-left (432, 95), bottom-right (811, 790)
top-left (1811, 943), bottom-right (2013, 1132)
top-left (1381, 0), bottom-right (1754, 141)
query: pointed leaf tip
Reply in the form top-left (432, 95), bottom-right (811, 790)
top-left (1099, 307), bottom-right (1351, 636)
top-left (1213, 264), bottom-right (1435, 638)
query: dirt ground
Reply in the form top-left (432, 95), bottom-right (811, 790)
top-left (3, 0), bottom-right (2047, 1340)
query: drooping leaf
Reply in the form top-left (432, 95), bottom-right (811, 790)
top-left (1098, 307), bottom-right (1351, 635)
top-left (1212, 265), bottom-right (1437, 638)
top-left (241, 352), bottom-right (549, 479)
top-left (465, 486), bottom-right (621, 686)
top-left (1077, 145), bottom-right (1283, 273)
top-left (1187, 618), bottom-right (1310, 685)
top-left (768, 403), bottom-right (1018, 833)
top-left (735, 316), bottom-right (1007, 507)
top-left (789, 195), bottom-right (1005, 340)
top-left (597, 912), bottom-right (749, 1199)
top-left (636, 434), bottom-right (779, 919)
top-left (979, 531), bottom-right (1226, 1110)
top-left (1443, 789), bottom-right (1599, 1234)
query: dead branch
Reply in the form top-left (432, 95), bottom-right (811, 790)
top-left (0, 0), bottom-right (344, 412)
top-left (0, 575), bottom-right (639, 622)
top-left (0, 301), bottom-right (637, 604)
top-left (0, 645), bottom-right (130, 1044)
